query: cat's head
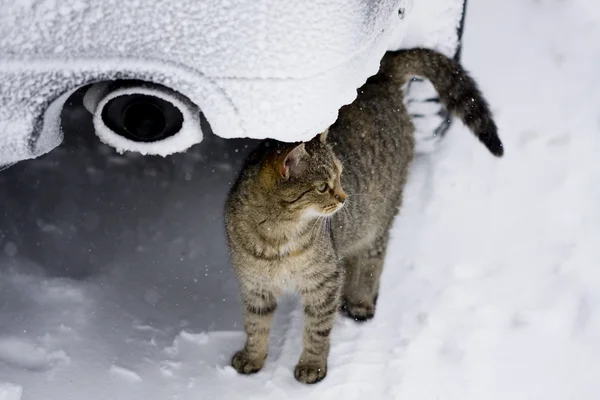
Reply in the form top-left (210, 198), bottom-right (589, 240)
top-left (262, 130), bottom-right (347, 220)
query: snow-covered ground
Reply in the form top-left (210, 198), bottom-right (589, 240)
top-left (1, 0), bottom-right (600, 398)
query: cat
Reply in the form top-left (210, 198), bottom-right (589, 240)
top-left (224, 48), bottom-right (503, 384)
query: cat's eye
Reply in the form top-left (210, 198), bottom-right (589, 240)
top-left (316, 183), bottom-right (329, 193)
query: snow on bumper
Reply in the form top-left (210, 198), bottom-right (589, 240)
top-left (0, 0), bottom-right (409, 164)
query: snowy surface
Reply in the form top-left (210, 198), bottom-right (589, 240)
top-left (2, 0), bottom-right (600, 398)
top-left (0, 383), bottom-right (22, 400)
top-left (0, 0), bottom-right (414, 164)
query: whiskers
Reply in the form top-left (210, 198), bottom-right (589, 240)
top-left (306, 192), bottom-right (373, 237)
top-left (340, 200), bottom-right (353, 221)
top-left (323, 216), bottom-right (332, 236)
top-left (344, 191), bottom-right (383, 208)
top-left (345, 191), bottom-right (383, 200)
top-left (309, 215), bottom-right (327, 238)
top-left (308, 214), bottom-right (334, 239)
top-left (340, 193), bottom-right (364, 217)
top-left (335, 190), bottom-right (381, 223)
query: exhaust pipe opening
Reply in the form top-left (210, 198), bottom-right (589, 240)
top-left (83, 80), bottom-right (202, 155)
top-left (101, 94), bottom-right (183, 143)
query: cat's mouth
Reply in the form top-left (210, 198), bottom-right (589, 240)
top-left (322, 202), bottom-right (344, 216)
top-left (302, 203), bottom-right (344, 220)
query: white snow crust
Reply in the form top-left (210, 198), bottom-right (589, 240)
top-left (0, 0), bottom-right (413, 164)
top-left (2, 0), bottom-right (599, 399)
top-left (0, 383), bottom-right (22, 400)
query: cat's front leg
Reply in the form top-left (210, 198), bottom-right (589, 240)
top-left (296, 266), bottom-right (342, 384)
top-left (232, 287), bottom-right (278, 375)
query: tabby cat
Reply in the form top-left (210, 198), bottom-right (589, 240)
top-left (224, 48), bottom-right (503, 384)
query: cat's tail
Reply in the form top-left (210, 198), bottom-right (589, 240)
top-left (380, 48), bottom-right (503, 157)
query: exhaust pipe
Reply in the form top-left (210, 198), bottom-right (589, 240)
top-left (83, 81), bottom-right (202, 156)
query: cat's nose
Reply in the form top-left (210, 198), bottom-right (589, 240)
top-left (334, 190), bottom-right (347, 203)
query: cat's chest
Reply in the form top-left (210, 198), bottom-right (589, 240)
top-left (272, 254), bottom-right (329, 293)
top-left (271, 247), bottom-right (316, 275)
top-left (252, 243), bottom-right (325, 287)
top-left (253, 239), bottom-right (309, 261)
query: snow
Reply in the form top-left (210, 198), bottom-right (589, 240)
top-left (109, 365), bottom-right (143, 383)
top-left (390, 0), bottom-right (464, 55)
top-left (394, 0), bottom-right (465, 154)
top-left (0, 0), bottom-right (413, 164)
top-left (0, 337), bottom-right (70, 371)
top-left (1, 0), bottom-right (600, 398)
top-left (0, 383), bottom-right (22, 400)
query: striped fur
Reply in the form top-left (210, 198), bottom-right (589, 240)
top-left (225, 48), bottom-right (503, 384)
top-left (380, 48), bottom-right (503, 156)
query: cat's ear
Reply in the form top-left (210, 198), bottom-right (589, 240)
top-left (279, 143), bottom-right (308, 179)
top-left (319, 128), bottom-right (329, 144)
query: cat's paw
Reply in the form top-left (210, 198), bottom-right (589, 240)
top-left (294, 360), bottom-right (327, 384)
top-left (231, 350), bottom-right (265, 375)
top-left (341, 297), bottom-right (376, 322)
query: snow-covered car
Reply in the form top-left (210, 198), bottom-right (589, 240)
top-left (0, 0), bottom-right (467, 169)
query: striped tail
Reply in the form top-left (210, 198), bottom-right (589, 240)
top-left (381, 48), bottom-right (503, 157)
